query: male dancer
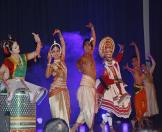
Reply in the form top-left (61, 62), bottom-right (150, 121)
top-left (97, 37), bottom-right (131, 131)
top-left (71, 22), bottom-right (97, 131)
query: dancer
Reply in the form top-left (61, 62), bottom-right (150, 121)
top-left (124, 42), bottom-right (147, 128)
top-left (141, 55), bottom-right (159, 117)
top-left (0, 33), bottom-right (47, 105)
top-left (97, 36), bottom-right (131, 131)
top-left (45, 29), bottom-right (70, 126)
top-left (71, 22), bottom-right (97, 131)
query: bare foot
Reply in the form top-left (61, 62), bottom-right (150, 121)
top-left (89, 128), bottom-right (94, 132)
top-left (110, 127), bottom-right (115, 132)
top-left (100, 122), bottom-right (106, 132)
top-left (71, 123), bottom-right (79, 132)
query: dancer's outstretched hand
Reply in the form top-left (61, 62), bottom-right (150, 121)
top-left (86, 22), bottom-right (94, 29)
top-left (52, 29), bottom-right (61, 36)
top-left (32, 32), bottom-right (42, 60)
top-left (32, 32), bottom-right (41, 43)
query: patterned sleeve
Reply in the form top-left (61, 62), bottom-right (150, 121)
top-left (3, 58), bottom-right (14, 77)
top-left (115, 51), bottom-right (123, 62)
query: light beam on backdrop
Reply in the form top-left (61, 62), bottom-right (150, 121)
top-left (26, 31), bottom-right (102, 128)
top-left (27, 31), bottom-right (124, 130)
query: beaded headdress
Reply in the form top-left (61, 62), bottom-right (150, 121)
top-left (50, 40), bottom-right (62, 54)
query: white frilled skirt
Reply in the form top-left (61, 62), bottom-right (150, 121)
top-left (5, 78), bottom-right (47, 105)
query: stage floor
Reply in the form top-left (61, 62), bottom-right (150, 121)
top-left (37, 115), bottom-right (162, 132)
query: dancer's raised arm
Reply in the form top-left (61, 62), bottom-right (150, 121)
top-left (115, 44), bottom-right (125, 62)
top-left (149, 54), bottom-right (156, 74)
top-left (86, 22), bottom-right (96, 52)
top-left (130, 42), bottom-right (140, 66)
top-left (53, 29), bottom-right (65, 61)
top-left (26, 33), bottom-right (42, 61)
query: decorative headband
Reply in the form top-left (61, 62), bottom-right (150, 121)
top-left (0, 40), bottom-right (11, 55)
top-left (50, 40), bottom-right (62, 54)
top-left (0, 34), bottom-right (14, 54)
top-left (3, 42), bottom-right (10, 54)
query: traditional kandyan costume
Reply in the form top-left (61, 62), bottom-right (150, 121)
top-left (97, 37), bottom-right (131, 126)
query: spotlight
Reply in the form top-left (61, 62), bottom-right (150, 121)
top-left (79, 125), bottom-right (86, 132)
top-left (37, 117), bottom-right (43, 125)
top-left (122, 123), bottom-right (129, 132)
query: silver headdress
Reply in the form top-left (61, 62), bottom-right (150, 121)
top-left (50, 40), bottom-right (62, 54)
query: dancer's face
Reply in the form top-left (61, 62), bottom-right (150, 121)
top-left (104, 43), bottom-right (114, 60)
top-left (51, 46), bottom-right (61, 60)
top-left (132, 57), bottom-right (139, 67)
top-left (84, 41), bottom-right (93, 53)
top-left (11, 41), bottom-right (20, 54)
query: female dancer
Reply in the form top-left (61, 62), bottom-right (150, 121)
top-left (0, 33), bottom-right (46, 105)
top-left (141, 55), bottom-right (159, 117)
top-left (45, 29), bottom-right (70, 126)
